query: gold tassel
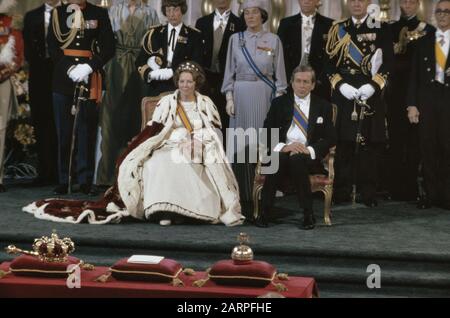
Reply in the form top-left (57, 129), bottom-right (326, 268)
top-left (172, 278), bottom-right (185, 287)
top-left (192, 278), bottom-right (210, 288)
top-left (205, 267), bottom-right (211, 274)
top-left (183, 268), bottom-right (195, 276)
top-left (0, 270), bottom-right (11, 279)
top-left (81, 263), bottom-right (95, 271)
top-left (277, 273), bottom-right (289, 281)
top-left (272, 282), bottom-right (288, 293)
top-left (351, 101), bottom-right (358, 121)
top-left (95, 272), bottom-right (111, 283)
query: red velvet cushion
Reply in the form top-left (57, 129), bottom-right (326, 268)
top-left (9, 255), bottom-right (81, 278)
top-left (110, 258), bottom-right (182, 283)
top-left (209, 260), bottom-right (277, 288)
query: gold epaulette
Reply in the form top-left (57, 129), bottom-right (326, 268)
top-left (332, 18), bottom-right (347, 25)
top-left (187, 25), bottom-right (201, 33)
top-left (148, 24), bottom-right (162, 30)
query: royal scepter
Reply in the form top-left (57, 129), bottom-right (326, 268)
top-left (68, 83), bottom-right (89, 195)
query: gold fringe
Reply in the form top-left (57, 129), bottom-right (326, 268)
top-left (172, 278), bottom-right (185, 287)
top-left (192, 278), bottom-right (210, 288)
top-left (95, 272), bottom-right (111, 283)
top-left (0, 270), bottom-right (11, 279)
top-left (205, 267), bottom-right (211, 274)
top-left (277, 273), bottom-right (289, 281)
top-left (272, 282), bottom-right (288, 293)
top-left (183, 268), bottom-right (195, 276)
top-left (81, 262), bottom-right (95, 271)
top-left (325, 23), bottom-right (351, 67)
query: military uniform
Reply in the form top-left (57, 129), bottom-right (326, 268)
top-left (136, 23), bottom-right (203, 97)
top-left (386, 16), bottom-right (434, 200)
top-left (47, 1), bottom-right (115, 191)
top-left (0, 12), bottom-right (23, 190)
top-left (324, 16), bottom-right (394, 203)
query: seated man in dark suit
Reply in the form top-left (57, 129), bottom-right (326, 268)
top-left (257, 65), bottom-right (336, 230)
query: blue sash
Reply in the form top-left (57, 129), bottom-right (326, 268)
top-left (338, 25), bottom-right (364, 66)
top-left (239, 32), bottom-right (276, 98)
top-left (293, 103), bottom-right (309, 138)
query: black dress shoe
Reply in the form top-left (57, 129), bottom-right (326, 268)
top-left (363, 199), bottom-right (378, 208)
top-left (53, 184), bottom-right (68, 195)
top-left (301, 214), bottom-right (316, 230)
top-left (0, 184), bottom-right (6, 193)
top-left (417, 198), bottom-right (431, 209)
top-left (254, 214), bottom-right (269, 228)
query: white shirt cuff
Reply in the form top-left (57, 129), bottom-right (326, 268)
top-left (273, 143), bottom-right (286, 153)
top-left (307, 146), bottom-right (316, 160)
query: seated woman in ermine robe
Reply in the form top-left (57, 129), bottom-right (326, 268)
top-left (118, 62), bottom-right (244, 226)
top-left (24, 62), bottom-right (244, 227)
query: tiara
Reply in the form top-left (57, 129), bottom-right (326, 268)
top-left (178, 62), bottom-right (200, 73)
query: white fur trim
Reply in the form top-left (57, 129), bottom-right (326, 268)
top-left (23, 201), bottom-right (130, 225)
top-left (0, 36), bottom-right (16, 66)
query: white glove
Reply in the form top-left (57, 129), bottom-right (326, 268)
top-left (226, 92), bottom-right (235, 117)
top-left (358, 84), bottom-right (376, 101)
top-left (158, 68), bottom-right (173, 81)
top-left (69, 64), bottom-right (93, 83)
top-left (147, 56), bottom-right (161, 71)
top-left (339, 83), bottom-right (360, 100)
top-left (149, 69), bottom-right (163, 81)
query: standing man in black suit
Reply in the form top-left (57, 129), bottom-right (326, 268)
top-left (136, 0), bottom-right (203, 97)
top-left (256, 65), bottom-right (336, 230)
top-left (386, 0), bottom-right (434, 202)
top-left (195, 0), bottom-right (245, 137)
top-left (407, 0), bottom-right (450, 210)
top-left (47, 0), bottom-right (115, 195)
top-left (277, 0), bottom-right (333, 100)
top-left (23, 0), bottom-right (61, 186)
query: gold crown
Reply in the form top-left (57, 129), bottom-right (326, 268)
top-left (6, 231), bottom-right (75, 263)
top-left (231, 233), bottom-right (254, 265)
top-left (178, 62), bottom-right (200, 73)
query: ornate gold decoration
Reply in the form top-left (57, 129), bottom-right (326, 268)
top-left (231, 233), bottom-right (254, 264)
top-left (6, 231), bottom-right (75, 263)
top-left (379, 0), bottom-right (391, 22)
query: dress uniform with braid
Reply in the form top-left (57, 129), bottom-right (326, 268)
top-left (324, 16), bottom-right (394, 205)
top-left (136, 23), bottom-right (203, 97)
top-left (47, 1), bottom-right (115, 194)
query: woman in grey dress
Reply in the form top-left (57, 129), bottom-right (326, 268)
top-left (222, 0), bottom-right (287, 214)
top-left (96, 0), bottom-right (159, 186)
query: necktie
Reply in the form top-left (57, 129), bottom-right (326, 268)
top-left (169, 28), bottom-right (176, 51)
top-left (293, 103), bottom-right (309, 137)
top-left (355, 19), bottom-right (362, 29)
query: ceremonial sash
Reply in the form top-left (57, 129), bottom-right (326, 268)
top-left (293, 103), bottom-right (309, 138)
top-left (435, 42), bottom-right (447, 71)
top-left (238, 32), bottom-right (276, 98)
top-left (63, 49), bottom-right (102, 103)
top-left (338, 24), bottom-right (364, 66)
top-left (176, 101), bottom-right (193, 134)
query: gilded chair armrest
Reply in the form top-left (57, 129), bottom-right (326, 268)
top-left (327, 147), bottom-right (336, 182)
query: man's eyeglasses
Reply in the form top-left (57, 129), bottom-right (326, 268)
top-left (435, 9), bottom-right (450, 16)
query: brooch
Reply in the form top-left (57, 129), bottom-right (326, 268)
top-left (257, 46), bottom-right (274, 56)
top-left (177, 36), bottom-right (188, 44)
